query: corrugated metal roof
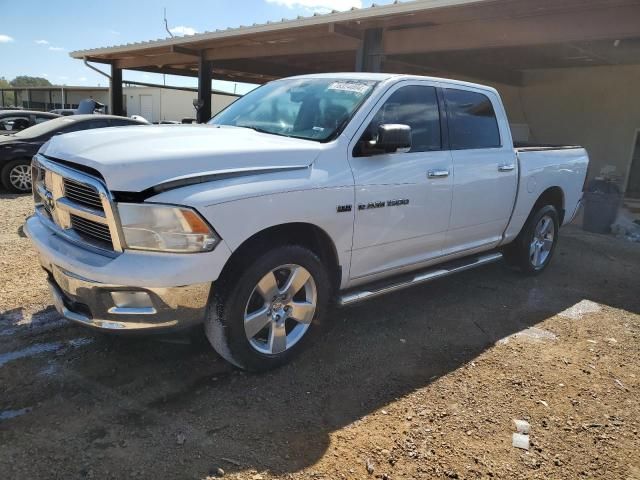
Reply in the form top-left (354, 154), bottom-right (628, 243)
top-left (70, 0), bottom-right (486, 58)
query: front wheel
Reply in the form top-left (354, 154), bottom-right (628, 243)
top-left (503, 205), bottom-right (559, 275)
top-left (2, 159), bottom-right (32, 193)
top-left (205, 245), bottom-right (331, 371)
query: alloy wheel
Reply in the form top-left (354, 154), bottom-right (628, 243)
top-left (244, 264), bottom-right (317, 355)
top-left (529, 214), bottom-right (555, 268)
top-left (9, 164), bottom-right (32, 192)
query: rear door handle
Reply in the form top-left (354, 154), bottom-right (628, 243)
top-left (427, 169), bottom-right (450, 179)
top-left (498, 164), bottom-right (515, 172)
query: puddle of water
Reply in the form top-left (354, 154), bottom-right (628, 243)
top-left (0, 407), bottom-right (31, 421)
top-left (559, 300), bottom-right (602, 320)
top-left (498, 327), bottom-right (558, 345)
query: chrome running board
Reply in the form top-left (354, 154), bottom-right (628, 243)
top-left (339, 252), bottom-right (503, 306)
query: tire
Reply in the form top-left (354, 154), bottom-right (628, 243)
top-left (2, 159), bottom-right (32, 193)
top-left (205, 245), bottom-right (331, 371)
top-left (503, 205), bottom-right (560, 275)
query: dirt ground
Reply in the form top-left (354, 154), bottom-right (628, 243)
top-left (1, 192), bottom-right (639, 480)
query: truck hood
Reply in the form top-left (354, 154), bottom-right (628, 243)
top-left (41, 124), bottom-right (322, 192)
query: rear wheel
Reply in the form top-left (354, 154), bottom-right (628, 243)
top-left (504, 205), bottom-right (559, 275)
top-left (2, 159), bottom-right (32, 193)
top-left (205, 245), bottom-right (331, 371)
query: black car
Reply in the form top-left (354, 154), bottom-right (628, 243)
top-left (0, 110), bottom-right (60, 133)
top-left (0, 114), bottom-right (146, 192)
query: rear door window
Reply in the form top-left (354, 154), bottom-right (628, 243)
top-left (444, 89), bottom-right (501, 149)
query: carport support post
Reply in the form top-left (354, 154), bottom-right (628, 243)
top-left (355, 28), bottom-right (384, 73)
top-left (197, 53), bottom-right (212, 123)
top-left (110, 64), bottom-right (124, 116)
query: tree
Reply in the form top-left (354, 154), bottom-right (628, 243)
top-left (0, 76), bottom-right (16, 106)
top-left (10, 76), bottom-right (52, 87)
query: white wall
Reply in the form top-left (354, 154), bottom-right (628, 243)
top-left (124, 87), bottom-right (237, 123)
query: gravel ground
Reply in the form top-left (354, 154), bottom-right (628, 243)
top-left (0, 192), bottom-right (639, 480)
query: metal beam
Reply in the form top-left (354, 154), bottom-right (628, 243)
top-left (356, 28), bottom-right (383, 72)
top-left (205, 35), bottom-right (360, 62)
top-left (387, 53), bottom-right (523, 86)
top-left (197, 54), bottom-right (212, 123)
top-left (116, 52), bottom-right (201, 69)
top-left (213, 58), bottom-right (320, 79)
top-left (128, 65), bottom-right (266, 85)
top-left (384, 4), bottom-right (640, 55)
top-left (110, 64), bottom-right (124, 116)
top-left (170, 45), bottom-right (201, 57)
top-left (329, 23), bottom-right (363, 41)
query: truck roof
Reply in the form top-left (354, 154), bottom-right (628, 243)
top-left (285, 72), bottom-right (499, 95)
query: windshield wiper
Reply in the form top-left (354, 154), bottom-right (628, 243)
top-left (236, 125), bottom-right (294, 138)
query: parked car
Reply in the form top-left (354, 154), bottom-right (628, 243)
top-left (1, 114), bottom-right (146, 192)
top-left (0, 110), bottom-right (60, 133)
top-left (25, 74), bottom-right (589, 371)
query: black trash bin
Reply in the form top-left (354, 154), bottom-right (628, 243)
top-left (582, 179), bottom-right (622, 234)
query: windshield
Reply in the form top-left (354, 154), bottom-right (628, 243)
top-left (210, 78), bottom-right (378, 142)
top-left (14, 116), bottom-right (76, 138)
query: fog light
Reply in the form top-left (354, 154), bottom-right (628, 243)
top-left (108, 291), bottom-right (156, 315)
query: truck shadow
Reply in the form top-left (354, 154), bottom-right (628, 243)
top-left (2, 228), bottom-right (639, 478)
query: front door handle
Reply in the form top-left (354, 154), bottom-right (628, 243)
top-left (427, 169), bottom-right (450, 179)
top-left (498, 164), bottom-right (515, 172)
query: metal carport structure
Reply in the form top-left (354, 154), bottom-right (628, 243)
top-left (69, 0), bottom-right (640, 194)
top-left (69, 0), bottom-right (640, 118)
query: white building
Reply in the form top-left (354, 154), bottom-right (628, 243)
top-left (0, 83), bottom-right (239, 123)
top-left (123, 84), bottom-right (238, 123)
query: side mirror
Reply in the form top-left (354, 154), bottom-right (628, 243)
top-left (371, 124), bottom-right (411, 154)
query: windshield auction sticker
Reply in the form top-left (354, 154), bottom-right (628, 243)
top-left (327, 81), bottom-right (372, 95)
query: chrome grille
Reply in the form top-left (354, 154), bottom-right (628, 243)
top-left (32, 155), bottom-right (122, 254)
top-left (63, 178), bottom-right (104, 211)
top-left (70, 214), bottom-right (113, 248)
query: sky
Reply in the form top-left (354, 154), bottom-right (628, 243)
top-left (0, 0), bottom-right (396, 95)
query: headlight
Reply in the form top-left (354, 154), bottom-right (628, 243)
top-left (117, 203), bottom-right (219, 253)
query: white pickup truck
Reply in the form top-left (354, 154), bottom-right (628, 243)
top-left (25, 73), bottom-right (588, 370)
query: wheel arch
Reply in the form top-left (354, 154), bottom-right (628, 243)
top-left (218, 222), bottom-right (341, 291)
top-left (533, 186), bottom-right (565, 224)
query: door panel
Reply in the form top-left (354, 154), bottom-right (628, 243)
top-left (443, 88), bottom-right (517, 254)
top-left (348, 82), bottom-right (453, 280)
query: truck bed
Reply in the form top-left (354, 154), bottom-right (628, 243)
top-left (500, 144), bottom-right (589, 244)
